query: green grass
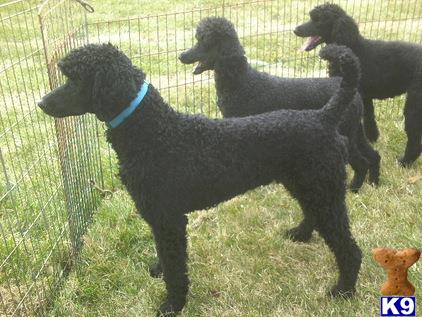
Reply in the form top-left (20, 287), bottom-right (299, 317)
top-left (0, 0), bottom-right (421, 316)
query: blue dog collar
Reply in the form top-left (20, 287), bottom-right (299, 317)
top-left (107, 81), bottom-right (149, 129)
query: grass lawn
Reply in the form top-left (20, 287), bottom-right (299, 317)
top-left (0, 0), bottom-right (421, 316)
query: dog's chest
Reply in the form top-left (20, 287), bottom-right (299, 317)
top-left (118, 159), bottom-right (148, 195)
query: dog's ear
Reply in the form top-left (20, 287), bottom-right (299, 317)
top-left (331, 16), bottom-right (360, 45)
top-left (92, 66), bottom-right (137, 122)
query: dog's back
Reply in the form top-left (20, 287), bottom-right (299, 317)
top-left (214, 55), bottom-right (359, 119)
top-left (357, 39), bottom-right (422, 98)
top-left (216, 64), bottom-right (343, 117)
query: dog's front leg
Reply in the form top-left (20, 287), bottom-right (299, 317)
top-left (152, 215), bottom-right (189, 317)
top-left (400, 89), bottom-right (422, 166)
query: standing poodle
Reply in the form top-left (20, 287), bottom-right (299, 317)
top-left (179, 16), bottom-right (380, 192)
top-left (39, 43), bottom-right (362, 316)
top-left (295, 3), bottom-right (422, 166)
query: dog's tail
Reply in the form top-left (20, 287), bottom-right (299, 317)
top-left (319, 44), bottom-right (361, 125)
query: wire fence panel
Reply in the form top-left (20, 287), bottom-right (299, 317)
top-left (87, 0), bottom-right (422, 120)
top-left (0, 0), bottom-right (102, 315)
top-left (1, 0), bottom-right (421, 315)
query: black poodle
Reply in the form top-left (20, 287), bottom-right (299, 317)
top-left (179, 17), bottom-right (380, 192)
top-left (38, 43), bottom-right (362, 316)
top-left (294, 3), bottom-right (422, 166)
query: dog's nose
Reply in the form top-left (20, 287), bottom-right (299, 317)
top-left (293, 27), bottom-right (300, 35)
top-left (178, 52), bottom-right (185, 62)
top-left (37, 100), bottom-right (45, 109)
top-left (179, 50), bottom-right (192, 63)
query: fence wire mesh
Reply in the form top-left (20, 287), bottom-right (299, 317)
top-left (0, 0), bottom-right (102, 315)
top-left (0, 0), bottom-right (421, 315)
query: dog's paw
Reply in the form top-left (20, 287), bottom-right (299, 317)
top-left (368, 174), bottom-right (380, 186)
top-left (285, 226), bottom-right (312, 242)
top-left (349, 186), bottom-right (360, 193)
top-left (328, 285), bottom-right (355, 298)
top-left (149, 261), bottom-right (163, 278)
top-left (156, 298), bottom-right (184, 317)
top-left (156, 303), bottom-right (176, 317)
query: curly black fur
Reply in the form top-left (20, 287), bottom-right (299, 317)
top-left (179, 17), bottom-right (380, 191)
top-left (295, 3), bottom-right (422, 166)
top-left (39, 43), bottom-right (362, 316)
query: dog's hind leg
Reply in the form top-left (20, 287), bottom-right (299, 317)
top-left (316, 199), bottom-right (362, 297)
top-left (400, 87), bottom-right (422, 166)
top-left (363, 97), bottom-right (379, 143)
top-left (152, 215), bottom-right (189, 317)
top-left (289, 174), bottom-right (361, 296)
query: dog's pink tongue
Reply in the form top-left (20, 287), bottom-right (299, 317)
top-left (300, 36), bottom-right (321, 51)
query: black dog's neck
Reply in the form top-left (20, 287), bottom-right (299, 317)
top-left (214, 54), bottom-right (249, 88)
top-left (333, 37), bottom-right (364, 52)
top-left (332, 18), bottom-right (364, 51)
top-left (106, 82), bottom-right (176, 159)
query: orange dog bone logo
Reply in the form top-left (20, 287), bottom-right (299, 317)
top-left (373, 247), bottom-right (421, 296)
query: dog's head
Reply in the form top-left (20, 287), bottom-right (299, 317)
top-left (178, 17), bottom-right (245, 74)
top-left (38, 43), bottom-right (140, 122)
top-left (294, 4), bottom-right (360, 51)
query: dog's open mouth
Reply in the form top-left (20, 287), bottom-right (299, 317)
top-left (192, 60), bottom-right (215, 75)
top-left (192, 61), bottom-right (205, 75)
top-left (301, 36), bottom-right (323, 51)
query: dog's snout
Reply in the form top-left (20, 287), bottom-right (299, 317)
top-left (179, 49), bottom-right (197, 64)
top-left (293, 26), bottom-right (301, 36)
top-left (37, 100), bottom-right (45, 109)
top-left (179, 51), bottom-right (188, 63)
